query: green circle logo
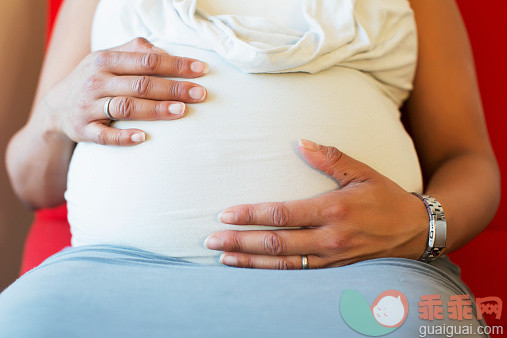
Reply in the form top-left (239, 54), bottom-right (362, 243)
top-left (339, 289), bottom-right (409, 336)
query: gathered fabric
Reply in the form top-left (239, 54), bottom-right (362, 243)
top-left (92, 0), bottom-right (417, 106)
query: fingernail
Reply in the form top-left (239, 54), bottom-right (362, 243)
top-left (190, 61), bottom-right (209, 74)
top-left (218, 211), bottom-right (238, 224)
top-left (189, 86), bottom-right (206, 101)
top-left (298, 139), bottom-right (320, 151)
top-left (204, 236), bottom-right (224, 250)
top-left (131, 132), bottom-right (146, 143)
top-left (169, 103), bottom-right (185, 115)
top-left (220, 254), bottom-right (238, 267)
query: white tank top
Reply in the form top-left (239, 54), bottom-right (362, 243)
top-left (65, 0), bottom-right (422, 265)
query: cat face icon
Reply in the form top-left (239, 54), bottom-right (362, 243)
top-left (370, 290), bottom-right (409, 327)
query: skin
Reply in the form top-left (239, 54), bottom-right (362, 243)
top-left (6, 0), bottom-right (208, 208)
top-left (205, 0), bottom-right (501, 269)
top-left (6, 0), bottom-right (500, 270)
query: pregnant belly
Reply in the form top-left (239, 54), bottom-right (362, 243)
top-left (65, 45), bottom-right (423, 265)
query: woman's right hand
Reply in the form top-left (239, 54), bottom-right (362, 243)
top-left (43, 37), bottom-right (209, 146)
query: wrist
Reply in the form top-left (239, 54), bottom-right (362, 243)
top-left (411, 192), bottom-right (448, 262)
top-left (27, 95), bottom-right (70, 143)
top-left (402, 192), bottom-right (431, 260)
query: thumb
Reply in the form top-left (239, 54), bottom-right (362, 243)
top-left (297, 139), bottom-right (376, 187)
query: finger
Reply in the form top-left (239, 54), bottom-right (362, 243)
top-left (218, 196), bottom-right (329, 227)
top-left (298, 139), bottom-right (377, 188)
top-left (109, 38), bottom-right (209, 75)
top-left (94, 50), bottom-right (209, 78)
top-left (109, 37), bottom-right (167, 54)
top-left (84, 123), bottom-right (146, 146)
top-left (204, 229), bottom-right (319, 256)
top-left (219, 253), bottom-right (327, 270)
top-left (104, 75), bottom-right (207, 103)
top-left (97, 97), bottom-right (186, 121)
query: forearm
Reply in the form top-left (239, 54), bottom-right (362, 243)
top-left (3, 0), bottom-right (106, 210)
top-left (6, 99), bottom-right (75, 209)
top-left (423, 151), bottom-right (500, 254)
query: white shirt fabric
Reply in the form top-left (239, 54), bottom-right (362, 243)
top-left (65, 0), bottom-right (423, 265)
top-left (197, 0), bottom-right (308, 32)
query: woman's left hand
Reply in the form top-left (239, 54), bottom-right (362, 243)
top-left (205, 139), bottom-right (431, 269)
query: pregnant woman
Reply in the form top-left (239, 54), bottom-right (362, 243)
top-left (1, 0), bottom-right (500, 336)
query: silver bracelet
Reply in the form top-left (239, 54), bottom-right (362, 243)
top-left (411, 192), bottom-right (447, 263)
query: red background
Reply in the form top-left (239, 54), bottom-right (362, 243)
top-left (21, 0), bottom-right (507, 333)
